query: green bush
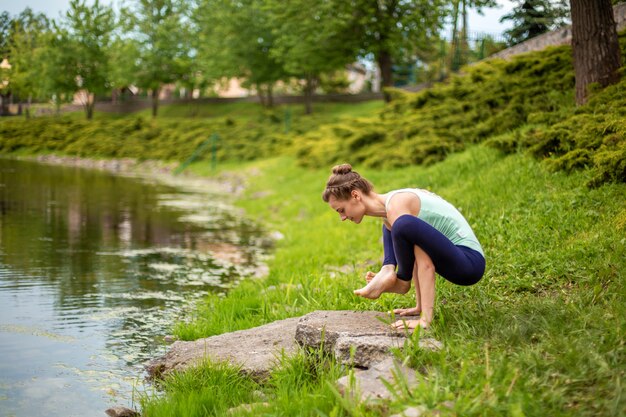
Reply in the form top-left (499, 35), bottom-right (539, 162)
top-left (294, 31), bottom-right (626, 186)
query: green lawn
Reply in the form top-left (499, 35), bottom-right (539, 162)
top-left (140, 146), bottom-right (626, 416)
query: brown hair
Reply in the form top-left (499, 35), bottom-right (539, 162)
top-left (322, 163), bottom-right (373, 202)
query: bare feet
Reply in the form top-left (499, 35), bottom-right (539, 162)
top-left (365, 271), bottom-right (375, 283)
top-left (354, 269), bottom-right (409, 299)
top-left (393, 307), bottom-right (421, 316)
top-left (391, 317), bottom-right (430, 331)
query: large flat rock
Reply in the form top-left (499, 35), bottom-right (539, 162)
top-left (146, 310), bottom-right (442, 384)
top-left (295, 310), bottom-right (441, 368)
top-left (296, 310), bottom-right (400, 349)
top-left (146, 317), bottom-right (300, 381)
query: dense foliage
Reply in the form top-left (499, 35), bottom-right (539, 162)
top-left (1, 33), bottom-right (624, 185)
top-left (0, 112), bottom-right (287, 162)
top-left (295, 31), bottom-right (626, 186)
top-left (0, 102), bottom-right (382, 163)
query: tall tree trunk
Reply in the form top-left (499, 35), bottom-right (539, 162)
top-left (267, 84), bottom-right (274, 108)
top-left (26, 95), bottom-right (32, 119)
top-left (257, 83), bottom-right (267, 107)
top-left (377, 50), bottom-right (393, 102)
top-left (85, 92), bottom-right (95, 120)
top-left (461, 0), bottom-right (468, 67)
top-left (450, 0), bottom-right (460, 73)
top-left (304, 75), bottom-right (315, 115)
top-left (571, 0), bottom-right (621, 105)
top-left (151, 87), bottom-right (160, 118)
top-left (54, 93), bottom-right (61, 116)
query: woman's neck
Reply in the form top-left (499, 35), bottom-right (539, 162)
top-left (363, 192), bottom-right (387, 218)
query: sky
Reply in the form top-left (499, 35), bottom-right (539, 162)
top-left (1, 0), bottom-right (515, 35)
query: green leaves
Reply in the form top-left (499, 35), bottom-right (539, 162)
top-left (47, 0), bottom-right (117, 118)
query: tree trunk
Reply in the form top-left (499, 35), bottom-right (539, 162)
top-left (571, 0), bottom-right (621, 105)
top-left (54, 92), bottom-right (62, 116)
top-left (450, 0), bottom-right (460, 74)
top-left (461, 0), bottom-right (468, 67)
top-left (25, 95), bottom-right (31, 119)
top-left (85, 92), bottom-right (95, 120)
top-left (257, 84), bottom-right (266, 107)
top-left (267, 84), bottom-right (274, 108)
top-left (377, 50), bottom-right (393, 102)
top-left (151, 87), bottom-right (160, 118)
top-left (303, 75), bottom-right (315, 115)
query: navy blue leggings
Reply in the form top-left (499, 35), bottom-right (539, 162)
top-left (384, 214), bottom-right (485, 286)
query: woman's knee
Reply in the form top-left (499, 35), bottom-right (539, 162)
top-left (391, 214), bottom-right (420, 242)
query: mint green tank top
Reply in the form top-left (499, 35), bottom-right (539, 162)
top-left (384, 188), bottom-right (484, 256)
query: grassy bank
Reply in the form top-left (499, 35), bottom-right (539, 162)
top-left (139, 147), bottom-right (625, 416)
top-left (0, 100), bottom-right (383, 163)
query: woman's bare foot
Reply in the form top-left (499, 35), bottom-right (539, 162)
top-left (393, 307), bottom-right (421, 316)
top-left (365, 271), bottom-right (375, 283)
top-left (354, 270), bottom-right (409, 299)
top-left (391, 317), bottom-right (430, 331)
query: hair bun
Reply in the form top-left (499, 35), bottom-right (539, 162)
top-left (332, 163), bottom-right (353, 175)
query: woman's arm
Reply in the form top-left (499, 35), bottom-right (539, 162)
top-left (414, 246), bottom-right (435, 326)
top-left (382, 223), bottom-right (397, 267)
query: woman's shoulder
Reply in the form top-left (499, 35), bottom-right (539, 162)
top-left (384, 189), bottom-right (421, 214)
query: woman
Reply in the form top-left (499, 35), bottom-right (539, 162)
top-left (322, 164), bottom-right (485, 330)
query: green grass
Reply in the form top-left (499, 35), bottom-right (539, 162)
top-left (138, 146), bottom-right (625, 416)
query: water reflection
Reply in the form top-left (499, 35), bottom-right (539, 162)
top-left (0, 158), bottom-right (266, 416)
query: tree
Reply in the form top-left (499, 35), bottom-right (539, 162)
top-left (7, 8), bottom-right (50, 117)
top-left (194, 0), bottom-right (288, 107)
top-left (0, 11), bottom-right (12, 57)
top-left (266, 0), bottom-right (360, 113)
top-left (128, 0), bottom-right (191, 117)
top-left (448, 0), bottom-right (497, 72)
top-left (347, 0), bottom-right (447, 99)
top-left (570, 0), bottom-right (621, 105)
top-left (500, 0), bottom-right (570, 46)
top-left (39, 28), bottom-right (79, 114)
top-left (56, 0), bottom-right (116, 119)
top-left (108, 37), bottom-right (140, 103)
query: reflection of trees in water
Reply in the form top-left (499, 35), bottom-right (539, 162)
top-left (0, 158), bottom-right (269, 407)
top-left (0, 157), bottom-right (265, 309)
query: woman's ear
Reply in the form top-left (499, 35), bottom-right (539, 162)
top-left (351, 190), bottom-right (360, 200)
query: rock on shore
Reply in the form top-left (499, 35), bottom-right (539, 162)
top-left (146, 317), bottom-right (300, 381)
top-left (146, 310), bottom-right (441, 382)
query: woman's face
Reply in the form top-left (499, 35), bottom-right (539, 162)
top-left (328, 191), bottom-right (366, 224)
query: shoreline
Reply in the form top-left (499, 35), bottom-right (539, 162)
top-left (8, 153), bottom-right (250, 197)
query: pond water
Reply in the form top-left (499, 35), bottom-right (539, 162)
top-left (0, 158), bottom-right (266, 417)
